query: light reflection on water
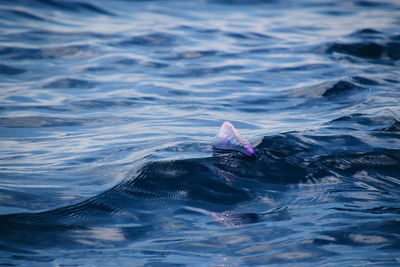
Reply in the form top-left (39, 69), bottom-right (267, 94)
top-left (0, 0), bottom-right (399, 266)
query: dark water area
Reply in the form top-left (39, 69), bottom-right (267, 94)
top-left (0, 0), bottom-right (400, 266)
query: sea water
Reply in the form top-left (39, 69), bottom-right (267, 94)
top-left (0, 0), bottom-right (399, 266)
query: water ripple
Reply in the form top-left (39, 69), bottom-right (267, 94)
top-left (0, 0), bottom-right (400, 266)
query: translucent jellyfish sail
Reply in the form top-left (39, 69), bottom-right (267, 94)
top-left (212, 121), bottom-right (255, 157)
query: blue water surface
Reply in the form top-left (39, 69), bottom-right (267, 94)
top-left (0, 0), bottom-right (400, 266)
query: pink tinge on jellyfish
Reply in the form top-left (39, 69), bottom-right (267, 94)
top-left (212, 121), bottom-right (255, 157)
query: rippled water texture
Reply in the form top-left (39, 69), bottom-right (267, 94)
top-left (1, 0), bottom-right (400, 266)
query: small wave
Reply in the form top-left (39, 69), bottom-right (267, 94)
top-left (322, 81), bottom-right (362, 97)
top-left (0, 64), bottom-right (25, 75)
top-left (292, 80), bottom-right (365, 100)
top-left (350, 28), bottom-right (383, 39)
top-left (0, 47), bottom-right (41, 60)
top-left (71, 96), bottom-right (157, 110)
top-left (166, 65), bottom-right (244, 78)
top-left (43, 78), bottom-right (97, 89)
top-left (1, 8), bottom-right (46, 21)
top-left (328, 113), bottom-right (400, 132)
top-left (73, 99), bottom-right (135, 109)
top-left (224, 31), bottom-right (274, 41)
top-left (164, 50), bottom-right (219, 60)
top-left (351, 76), bottom-right (379, 85)
top-left (326, 39), bottom-right (400, 61)
top-left (208, 0), bottom-right (277, 4)
top-left (354, 0), bottom-right (395, 8)
top-left (4, 30), bottom-right (118, 43)
top-left (0, 45), bottom-right (96, 60)
top-left (269, 63), bottom-right (330, 72)
top-left (0, 116), bottom-right (87, 128)
top-left (17, 0), bottom-right (115, 16)
top-left (118, 32), bottom-right (176, 47)
top-left (379, 119), bottom-right (400, 132)
top-left (327, 42), bottom-right (384, 59)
